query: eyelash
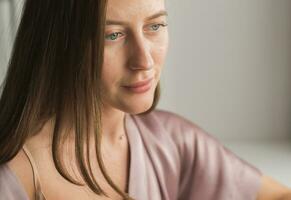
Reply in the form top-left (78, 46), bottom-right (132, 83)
top-left (105, 23), bottom-right (168, 41)
top-left (105, 32), bottom-right (124, 41)
top-left (149, 23), bottom-right (168, 31)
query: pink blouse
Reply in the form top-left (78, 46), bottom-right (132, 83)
top-left (0, 109), bottom-right (262, 200)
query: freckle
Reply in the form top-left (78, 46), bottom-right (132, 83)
top-left (119, 134), bottom-right (125, 140)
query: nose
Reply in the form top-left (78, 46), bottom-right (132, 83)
top-left (127, 33), bottom-right (154, 70)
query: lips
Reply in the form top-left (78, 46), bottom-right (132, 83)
top-left (124, 77), bottom-right (154, 88)
top-left (122, 77), bottom-right (154, 94)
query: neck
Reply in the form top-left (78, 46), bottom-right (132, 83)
top-left (101, 106), bottom-right (126, 146)
top-left (26, 106), bottom-right (128, 150)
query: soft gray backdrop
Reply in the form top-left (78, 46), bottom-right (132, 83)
top-left (0, 0), bottom-right (21, 88)
top-left (160, 0), bottom-right (291, 140)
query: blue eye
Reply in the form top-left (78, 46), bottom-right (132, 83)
top-left (105, 32), bottom-right (123, 41)
top-left (150, 23), bottom-right (168, 31)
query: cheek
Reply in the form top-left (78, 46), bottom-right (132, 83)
top-left (152, 42), bottom-right (168, 66)
top-left (102, 48), bottom-right (124, 79)
top-left (101, 48), bottom-right (129, 94)
top-left (151, 41), bottom-right (168, 83)
top-left (152, 32), bottom-right (169, 64)
top-left (102, 43), bottom-right (129, 72)
top-left (103, 47), bottom-right (120, 68)
top-left (101, 54), bottom-right (111, 84)
top-left (101, 52), bottom-right (119, 89)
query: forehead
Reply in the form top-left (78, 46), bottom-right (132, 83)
top-left (106, 0), bottom-right (166, 20)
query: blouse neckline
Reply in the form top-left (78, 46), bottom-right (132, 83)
top-left (5, 113), bottom-right (139, 200)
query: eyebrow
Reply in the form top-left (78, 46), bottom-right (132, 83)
top-left (105, 10), bottom-right (168, 26)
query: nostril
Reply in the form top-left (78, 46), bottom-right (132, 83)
top-left (127, 37), bottom-right (154, 70)
top-left (128, 50), bottom-right (154, 70)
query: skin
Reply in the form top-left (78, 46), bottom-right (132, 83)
top-left (257, 176), bottom-right (291, 200)
top-left (8, 0), bottom-right (169, 199)
top-left (6, 0), bottom-right (291, 199)
top-left (100, 0), bottom-right (169, 145)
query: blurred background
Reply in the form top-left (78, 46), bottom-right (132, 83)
top-left (1, 0), bottom-right (291, 186)
top-left (161, 0), bottom-right (291, 186)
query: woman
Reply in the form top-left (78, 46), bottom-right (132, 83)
top-left (0, 0), bottom-right (290, 199)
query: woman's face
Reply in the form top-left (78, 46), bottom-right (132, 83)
top-left (101, 0), bottom-right (169, 114)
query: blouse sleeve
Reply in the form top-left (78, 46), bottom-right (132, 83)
top-left (0, 164), bottom-right (29, 200)
top-left (177, 120), bottom-right (263, 200)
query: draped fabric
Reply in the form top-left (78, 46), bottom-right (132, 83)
top-left (0, 109), bottom-right (262, 200)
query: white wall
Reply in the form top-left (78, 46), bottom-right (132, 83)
top-left (0, 0), bottom-right (12, 82)
top-left (1, 0), bottom-right (291, 140)
top-left (0, 0), bottom-right (21, 86)
top-left (160, 0), bottom-right (291, 140)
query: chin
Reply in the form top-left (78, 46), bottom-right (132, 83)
top-left (119, 87), bottom-right (156, 114)
top-left (125, 102), bottom-right (153, 115)
top-left (120, 96), bottom-right (154, 115)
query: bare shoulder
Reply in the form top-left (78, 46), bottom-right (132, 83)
top-left (6, 149), bottom-right (35, 200)
top-left (256, 175), bottom-right (291, 200)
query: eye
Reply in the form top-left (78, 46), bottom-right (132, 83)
top-left (149, 23), bottom-right (168, 31)
top-left (105, 32), bottom-right (123, 41)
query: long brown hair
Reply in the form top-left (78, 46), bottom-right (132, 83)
top-left (0, 0), bottom-right (160, 199)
